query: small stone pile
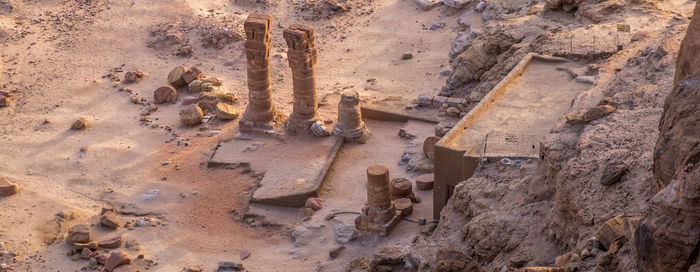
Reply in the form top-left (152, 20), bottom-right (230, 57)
top-left (63, 207), bottom-right (144, 272)
top-left (123, 70), bottom-right (145, 84)
top-left (162, 65), bottom-right (239, 126)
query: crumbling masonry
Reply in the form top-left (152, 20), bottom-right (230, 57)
top-left (284, 23), bottom-right (321, 133)
top-left (333, 90), bottom-right (371, 142)
top-left (355, 164), bottom-right (402, 236)
top-left (240, 13), bottom-right (285, 132)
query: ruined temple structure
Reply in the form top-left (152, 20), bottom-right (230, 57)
top-left (355, 164), bottom-right (402, 236)
top-left (239, 13), bottom-right (285, 132)
top-left (284, 23), bottom-right (321, 133)
top-left (333, 90), bottom-right (371, 143)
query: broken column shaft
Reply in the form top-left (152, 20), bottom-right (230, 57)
top-left (334, 90), bottom-right (370, 142)
top-left (284, 23), bottom-right (320, 133)
top-left (355, 164), bottom-right (401, 236)
top-left (240, 13), bottom-right (284, 132)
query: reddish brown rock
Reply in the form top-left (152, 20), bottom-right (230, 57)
top-left (66, 224), bottom-right (91, 245)
top-left (390, 178), bottom-right (413, 200)
top-left (600, 162), bottom-right (627, 186)
top-left (80, 248), bottom-right (93, 260)
top-left (394, 198), bottom-right (413, 216)
top-left (105, 251), bottom-right (131, 272)
top-left (99, 235), bottom-right (123, 249)
top-left (168, 66), bottom-right (188, 87)
top-left (100, 211), bottom-right (120, 229)
top-left (71, 117), bottom-right (88, 130)
top-left (415, 174), bottom-right (434, 190)
top-left (304, 197), bottom-right (323, 211)
top-left (123, 71), bottom-right (138, 83)
top-left (154, 85), bottom-right (178, 104)
top-left (182, 66), bottom-right (202, 84)
top-left (95, 254), bottom-right (108, 265)
top-left (596, 216), bottom-right (640, 250)
top-left (0, 177), bottom-right (19, 196)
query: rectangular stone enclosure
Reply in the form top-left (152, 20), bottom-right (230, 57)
top-left (433, 53), bottom-right (592, 219)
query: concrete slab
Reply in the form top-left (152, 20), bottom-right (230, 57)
top-left (209, 134), bottom-right (343, 207)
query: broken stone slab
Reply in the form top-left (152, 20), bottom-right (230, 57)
top-left (98, 235), bottom-right (122, 249)
top-left (0, 177), bottom-right (19, 196)
top-left (600, 162), bottom-right (627, 186)
top-left (100, 211), bottom-right (120, 229)
top-left (66, 224), bottom-right (91, 245)
top-left (182, 66), bottom-right (202, 84)
top-left (208, 135), bottom-right (343, 207)
top-left (80, 248), bottom-right (94, 260)
top-left (105, 251), bottom-right (131, 272)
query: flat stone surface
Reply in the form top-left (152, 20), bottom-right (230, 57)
top-left (209, 134), bottom-right (343, 207)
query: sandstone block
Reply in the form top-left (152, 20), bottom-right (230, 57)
top-left (100, 211), bottom-right (120, 229)
top-left (154, 85), bottom-right (178, 104)
top-left (99, 235), bottom-right (123, 249)
top-left (179, 104), bottom-right (203, 126)
top-left (415, 173), bottom-right (434, 190)
top-left (214, 102), bottom-right (239, 120)
top-left (168, 66), bottom-right (188, 87)
top-left (105, 251), bottom-right (131, 272)
top-left (66, 224), bottom-right (91, 245)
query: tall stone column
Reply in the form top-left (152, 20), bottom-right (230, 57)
top-left (355, 164), bottom-right (402, 236)
top-left (284, 23), bottom-right (320, 133)
top-left (240, 13), bottom-right (284, 132)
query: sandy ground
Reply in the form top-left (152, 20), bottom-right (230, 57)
top-left (0, 0), bottom-right (456, 271)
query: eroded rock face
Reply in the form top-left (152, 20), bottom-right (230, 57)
top-left (636, 3), bottom-right (700, 271)
top-left (653, 4), bottom-right (700, 192)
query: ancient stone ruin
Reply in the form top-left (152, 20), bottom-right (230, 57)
top-left (284, 23), bottom-right (321, 133)
top-left (355, 164), bottom-right (402, 236)
top-left (239, 13), bottom-right (285, 132)
top-left (333, 90), bottom-right (370, 143)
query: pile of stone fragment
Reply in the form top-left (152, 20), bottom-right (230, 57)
top-left (156, 65), bottom-right (239, 126)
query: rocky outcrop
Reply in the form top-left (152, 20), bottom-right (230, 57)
top-left (653, 3), bottom-right (700, 192)
top-left (636, 3), bottom-right (700, 271)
